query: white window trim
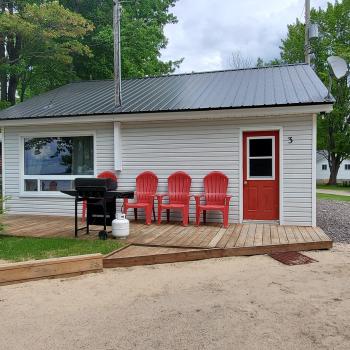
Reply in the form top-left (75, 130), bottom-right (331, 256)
top-left (322, 164), bottom-right (327, 170)
top-left (19, 131), bottom-right (96, 197)
top-left (247, 136), bottom-right (275, 180)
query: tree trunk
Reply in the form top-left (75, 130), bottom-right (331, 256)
top-left (20, 79), bottom-right (27, 102)
top-left (0, 43), bottom-right (7, 102)
top-left (0, 3), bottom-right (7, 101)
top-left (328, 153), bottom-right (341, 185)
top-left (7, 74), bottom-right (17, 105)
top-left (6, 31), bottom-right (21, 105)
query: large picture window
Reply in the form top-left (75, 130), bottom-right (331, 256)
top-left (22, 135), bottom-right (94, 193)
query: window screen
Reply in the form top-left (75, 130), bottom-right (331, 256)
top-left (248, 137), bottom-right (274, 179)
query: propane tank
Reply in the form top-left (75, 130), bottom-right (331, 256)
top-left (112, 213), bottom-right (130, 238)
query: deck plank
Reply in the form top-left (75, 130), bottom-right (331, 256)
top-left (235, 224), bottom-right (249, 247)
top-left (284, 225), bottom-right (297, 243)
top-left (277, 225), bottom-right (289, 245)
top-left (297, 226), bottom-right (313, 242)
top-left (208, 227), bottom-right (228, 248)
top-left (270, 225), bottom-right (280, 245)
top-left (292, 226), bottom-right (305, 243)
top-left (155, 225), bottom-right (188, 246)
top-left (200, 225), bottom-right (222, 247)
top-left (216, 224), bottom-right (236, 248)
top-left (169, 226), bottom-right (199, 247)
top-left (224, 224), bottom-right (243, 248)
top-left (253, 224), bottom-right (264, 246)
top-left (180, 226), bottom-right (210, 247)
top-left (127, 224), bottom-right (175, 245)
top-left (313, 226), bottom-right (332, 241)
top-left (262, 224), bottom-right (271, 246)
top-left (244, 224), bottom-right (257, 247)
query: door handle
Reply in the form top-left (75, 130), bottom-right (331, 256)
top-left (244, 181), bottom-right (248, 185)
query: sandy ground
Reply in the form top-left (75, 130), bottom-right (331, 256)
top-left (1, 245), bottom-right (350, 350)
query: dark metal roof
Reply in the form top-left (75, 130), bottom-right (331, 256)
top-left (0, 64), bottom-right (333, 120)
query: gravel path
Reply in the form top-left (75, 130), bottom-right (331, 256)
top-left (317, 199), bottom-right (350, 243)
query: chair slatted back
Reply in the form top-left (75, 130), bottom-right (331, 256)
top-left (136, 171), bottom-right (158, 202)
top-left (204, 171), bottom-right (229, 205)
top-left (168, 171), bottom-right (192, 203)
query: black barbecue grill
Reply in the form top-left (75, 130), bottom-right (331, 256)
top-left (61, 178), bottom-right (134, 239)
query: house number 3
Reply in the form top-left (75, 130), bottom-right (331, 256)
top-left (288, 137), bottom-right (293, 143)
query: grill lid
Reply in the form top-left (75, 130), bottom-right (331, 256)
top-left (74, 178), bottom-right (117, 191)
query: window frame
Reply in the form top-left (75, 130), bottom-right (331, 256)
top-left (322, 164), bottom-right (327, 171)
top-left (19, 131), bottom-right (96, 197)
top-left (345, 164), bottom-right (350, 171)
top-left (247, 136), bottom-right (275, 180)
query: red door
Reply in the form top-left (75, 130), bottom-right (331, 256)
top-left (243, 130), bottom-right (279, 221)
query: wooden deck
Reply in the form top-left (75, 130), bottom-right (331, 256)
top-left (3, 215), bottom-right (332, 267)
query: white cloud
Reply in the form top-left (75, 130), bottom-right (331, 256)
top-left (161, 0), bottom-right (331, 73)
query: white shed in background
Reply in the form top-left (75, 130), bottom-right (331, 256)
top-left (316, 152), bottom-right (350, 184)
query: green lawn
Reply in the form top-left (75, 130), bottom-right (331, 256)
top-left (317, 184), bottom-right (350, 192)
top-left (0, 235), bottom-right (124, 262)
top-left (317, 193), bottom-right (350, 202)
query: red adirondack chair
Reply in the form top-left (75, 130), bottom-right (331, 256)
top-left (195, 171), bottom-right (231, 228)
top-left (157, 171), bottom-right (192, 226)
top-left (81, 171), bottom-right (117, 223)
top-left (123, 171), bottom-right (158, 225)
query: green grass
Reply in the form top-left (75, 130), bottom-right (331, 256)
top-left (317, 184), bottom-right (350, 192)
top-left (317, 193), bottom-right (350, 202)
top-left (0, 235), bottom-right (124, 262)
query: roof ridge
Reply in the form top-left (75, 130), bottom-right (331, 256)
top-left (68, 63), bottom-right (309, 84)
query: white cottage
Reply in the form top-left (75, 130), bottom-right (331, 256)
top-left (317, 152), bottom-right (350, 184)
top-left (0, 64), bottom-right (333, 226)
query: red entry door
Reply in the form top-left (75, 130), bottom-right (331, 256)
top-left (243, 130), bottom-right (279, 221)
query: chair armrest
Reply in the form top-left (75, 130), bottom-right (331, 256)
top-left (225, 195), bottom-right (232, 205)
top-left (156, 193), bottom-right (168, 205)
top-left (194, 194), bottom-right (205, 205)
top-left (147, 194), bottom-right (155, 204)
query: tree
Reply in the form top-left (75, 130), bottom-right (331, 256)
top-left (61, 0), bottom-right (183, 80)
top-left (228, 50), bottom-right (254, 69)
top-left (277, 1), bottom-right (350, 185)
top-left (0, 1), bottom-right (93, 105)
top-left (256, 57), bottom-right (282, 67)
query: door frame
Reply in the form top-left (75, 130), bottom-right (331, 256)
top-left (239, 126), bottom-right (284, 224)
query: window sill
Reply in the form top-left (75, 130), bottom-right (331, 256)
top-left (19, 192), bottom-right (72, 198)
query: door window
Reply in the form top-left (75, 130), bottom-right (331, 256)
top-left (247, 137), bottom-right (274, 179)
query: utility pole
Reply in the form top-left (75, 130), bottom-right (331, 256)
top-left (113, 0), bottom-right (122, 106)
top-left (305, 0), bottom-right (311, 64)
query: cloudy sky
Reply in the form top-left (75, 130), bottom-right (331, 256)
top-left (161, 0), bottom-right (331, 73)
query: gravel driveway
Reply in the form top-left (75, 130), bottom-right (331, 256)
top-left (317, 199), bottom-right (350, 243)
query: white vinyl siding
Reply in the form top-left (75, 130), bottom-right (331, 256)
top-left (3, 114), bottom-right (314, 225)
top-left (118, 114), bottom-right (314, 226)
top-left (3, 122), bottom-right (114, 216)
